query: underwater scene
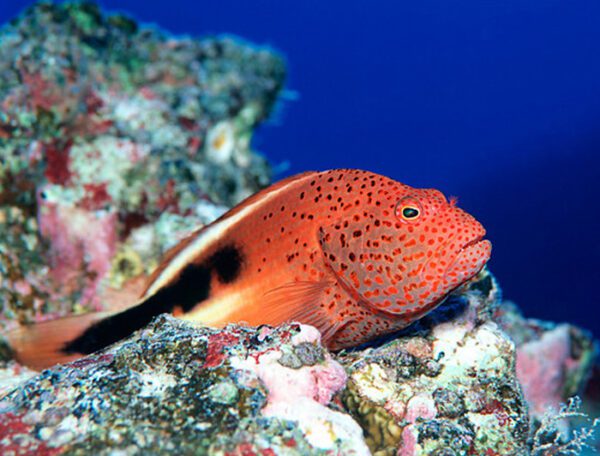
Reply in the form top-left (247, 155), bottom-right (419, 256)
top-left (0, 1), bottom-right (598, 454)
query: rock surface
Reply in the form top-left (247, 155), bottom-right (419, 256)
top-left (0, 270), bottom-right (596, 455)
top-left (0, 1), bottom-right (284, 326)
top-left (0, 316), bottom-right (368, 455)
top-left (338, 271), bottom-right (531, 456)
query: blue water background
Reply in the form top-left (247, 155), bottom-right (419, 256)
top-left (1, 1), bottom-right (599, 336)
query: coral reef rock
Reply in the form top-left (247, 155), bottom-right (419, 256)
top-left (1, 270), bottom-right (594, 455)
top-left (0, 316), bottom-right (369, 455)
top-left (0, 1), bottom-right (285, 325)
top-left (337, 269), bottom-right (597, 455)
top-left (338, 271), bottom-right (531, 456)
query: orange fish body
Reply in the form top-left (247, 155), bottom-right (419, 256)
top-left (8, 169), bottom-right (491, 369)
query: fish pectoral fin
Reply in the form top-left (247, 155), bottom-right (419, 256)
top-left (256, 280), bottom-right (340, 344)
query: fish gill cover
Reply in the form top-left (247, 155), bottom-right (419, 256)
top-left (0, 2), bottom-right (597, 455)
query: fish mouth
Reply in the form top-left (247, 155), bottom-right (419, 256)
top-left (443, 235), bottom-right (492, 286)
top-left (461, 234), bottom-right (487, 251)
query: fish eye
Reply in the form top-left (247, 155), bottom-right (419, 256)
top-left (395, 198), bottom-right (423, 222)
top-left (401, 206), bottom-right (420, 219)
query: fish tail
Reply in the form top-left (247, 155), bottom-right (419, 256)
top-left (5, 311), bottom-right (115, 370)
top-left (6, 289), bottom-right (180, 370)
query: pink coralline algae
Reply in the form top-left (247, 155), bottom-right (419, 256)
top-left (495, 302), bottom-right (597, 434)
top-left (232, 324), bottom-right (369, 454)
top-left (38, 195), bottom-right (118, 309)
top-left (517, 325), bottom-right (580, 417)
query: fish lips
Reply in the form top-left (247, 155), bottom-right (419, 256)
top-left (443, 237), bottom-right (492, 287)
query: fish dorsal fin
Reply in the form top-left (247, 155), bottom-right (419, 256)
top-left (318, 221), bottom-right (411, 315)
top-left (142, 171), bottom-right (319, 297)
top-left (240, 280), bottom-right (341, 345)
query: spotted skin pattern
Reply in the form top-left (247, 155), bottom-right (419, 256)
top-left (175, 169), bottom-right (491, 350)
top-left (10, 169), bottom-right (492, 369)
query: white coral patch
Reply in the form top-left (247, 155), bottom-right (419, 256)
top-left (205, 121), bottom-right (235, 164)
top-left (432, 321), bottom-right (514, 381)
top-left (69, 136), bottom-right (150, 203)
top-left (112, 95), bottom-right (169, 132)
top-left (137, 369), bottom-right (177, 398)
top-left (290, 324), bottom-right (322, 345)
top-left (351, 363), bottom-right (396, 405)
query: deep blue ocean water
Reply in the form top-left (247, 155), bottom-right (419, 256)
top-left (1, 1), bottom-right (599, 336)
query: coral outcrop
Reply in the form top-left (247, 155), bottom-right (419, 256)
top-left (0, 1), bottom-right (284, 325)
top-left (338, 271), bottom-right (531, 455)
top-left (0, 317), bottom-right (368, 455)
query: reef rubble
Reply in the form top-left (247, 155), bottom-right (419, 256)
top-left (0, 2), bottom-right (598, 455)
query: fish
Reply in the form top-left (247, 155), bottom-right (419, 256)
top-left (6, 169), bottom-right (491, 369)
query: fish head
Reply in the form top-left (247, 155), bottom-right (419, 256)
top-left (320, 181), bottom-right (491, 317)
top-left (388, 188), bottom-right (492, 313)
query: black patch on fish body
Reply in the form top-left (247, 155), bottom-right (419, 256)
top-left (63, 263), bottom-right (212, 355)
top-left (209, 244), bottom-right (243, 284)
top-left (62, 244), bottom-right (245, 356)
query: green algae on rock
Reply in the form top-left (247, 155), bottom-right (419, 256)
top-left (0, 316), bottom-right (369, 455)
top-left (0, 1), bottom-right (285, 324)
